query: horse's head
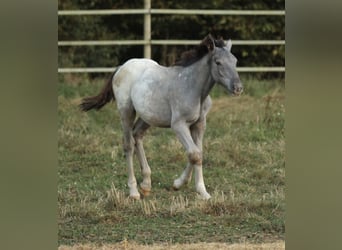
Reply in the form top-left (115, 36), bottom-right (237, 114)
top-left (207, 36), bottom-right (243, 95)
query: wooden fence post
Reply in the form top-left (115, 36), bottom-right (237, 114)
top-left (144, 0), bottom-right (151, 58)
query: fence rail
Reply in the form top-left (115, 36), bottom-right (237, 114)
top-left (58, 40), bottom-right (285, 46)
top-left (58, 67), bottom-right (285, 73)
top-left (58, 3), bottom-right (285, 73)
top-left (58, 9), bottom-right (285, 16)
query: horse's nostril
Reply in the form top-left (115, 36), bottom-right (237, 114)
top-left (234, 86), bottom-right (243, 93)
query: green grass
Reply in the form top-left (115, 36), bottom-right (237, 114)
top-left (58, 76), bottom-right (285, 246)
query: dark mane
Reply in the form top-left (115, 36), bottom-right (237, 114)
top-left (173, 36), bottom-right (226, 67)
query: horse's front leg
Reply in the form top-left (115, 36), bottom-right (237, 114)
top-left (171, 121), bottom-right (211, 199)
top-left (173, 97), bottom-right (211, 195)
top-left (173, 162), bottom-right (193, 190)
top-left (173, 118), bottom-right (205, 190)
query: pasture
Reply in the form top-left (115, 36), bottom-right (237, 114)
top-left (58, 76), bottom-right (284, 247)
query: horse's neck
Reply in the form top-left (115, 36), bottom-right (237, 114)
top-left (184, 55), bottom-right (215, 102)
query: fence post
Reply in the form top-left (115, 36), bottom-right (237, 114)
top-left (144, 0), bottom-right (151, 58)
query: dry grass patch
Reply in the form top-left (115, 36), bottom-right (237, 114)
top-left (58, 241), bottom-right (285, 250)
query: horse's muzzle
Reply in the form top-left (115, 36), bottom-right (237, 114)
top-left (233, 85), bottom-right (243, 96)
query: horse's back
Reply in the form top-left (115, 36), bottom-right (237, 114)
top-left (112, 58), bottom-right (158, 109)
top-left (123, 58), bottom-right (158, 68)
top-left (114, 58), bottom-right (158, 85)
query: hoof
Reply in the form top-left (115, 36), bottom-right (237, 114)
top-left (129, 194), bottom-right (141, 200)
top-left (198, 193), bottom-right (211, 200)
top-left (172, 179), bottom-right (183, 190)
top-left (140, 188), bottom-right (151, 197)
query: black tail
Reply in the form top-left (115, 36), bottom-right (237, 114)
top-left (80, 67), bottom-right (120, 112)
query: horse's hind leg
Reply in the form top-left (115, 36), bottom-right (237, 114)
top-left (133, 118), bottom-right (151, 197)
top-left (120, 109), bottom-right (140, 199)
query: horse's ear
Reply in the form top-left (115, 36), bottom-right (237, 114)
top-left (205, 34), bottom-right (215, 51)
top-left (226, 39), bottom-right (232, 51)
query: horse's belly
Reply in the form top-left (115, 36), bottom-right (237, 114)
top-left (138, 109), bottom-right (171, 127)
top-left (131, 85), bottom-right (171, 127)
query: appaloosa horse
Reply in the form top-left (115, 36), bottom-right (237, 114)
top-left (80, 35), bottom-right (243, 199)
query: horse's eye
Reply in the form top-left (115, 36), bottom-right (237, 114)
top-left (215, 61), bottom-right (222, 66)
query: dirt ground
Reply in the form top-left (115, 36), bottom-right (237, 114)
top-left (59, 241), bottom-right (285, 250)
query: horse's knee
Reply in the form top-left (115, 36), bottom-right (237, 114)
top-left (188, 150), bottom-right (202, 165)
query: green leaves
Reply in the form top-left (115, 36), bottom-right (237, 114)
top-left (58, 0), bottom-right (285, 76)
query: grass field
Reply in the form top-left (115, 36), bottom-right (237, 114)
top-left (58, 75), bottom-right (285, 247)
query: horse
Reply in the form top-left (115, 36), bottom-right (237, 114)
top-left (80, 34), bottom-right (243, 200)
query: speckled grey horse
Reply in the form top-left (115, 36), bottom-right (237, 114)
top-left (80, 35), bottom-right (243, 199)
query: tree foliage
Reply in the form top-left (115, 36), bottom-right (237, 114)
top-left (58, 0), bottom-right (285, 78)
